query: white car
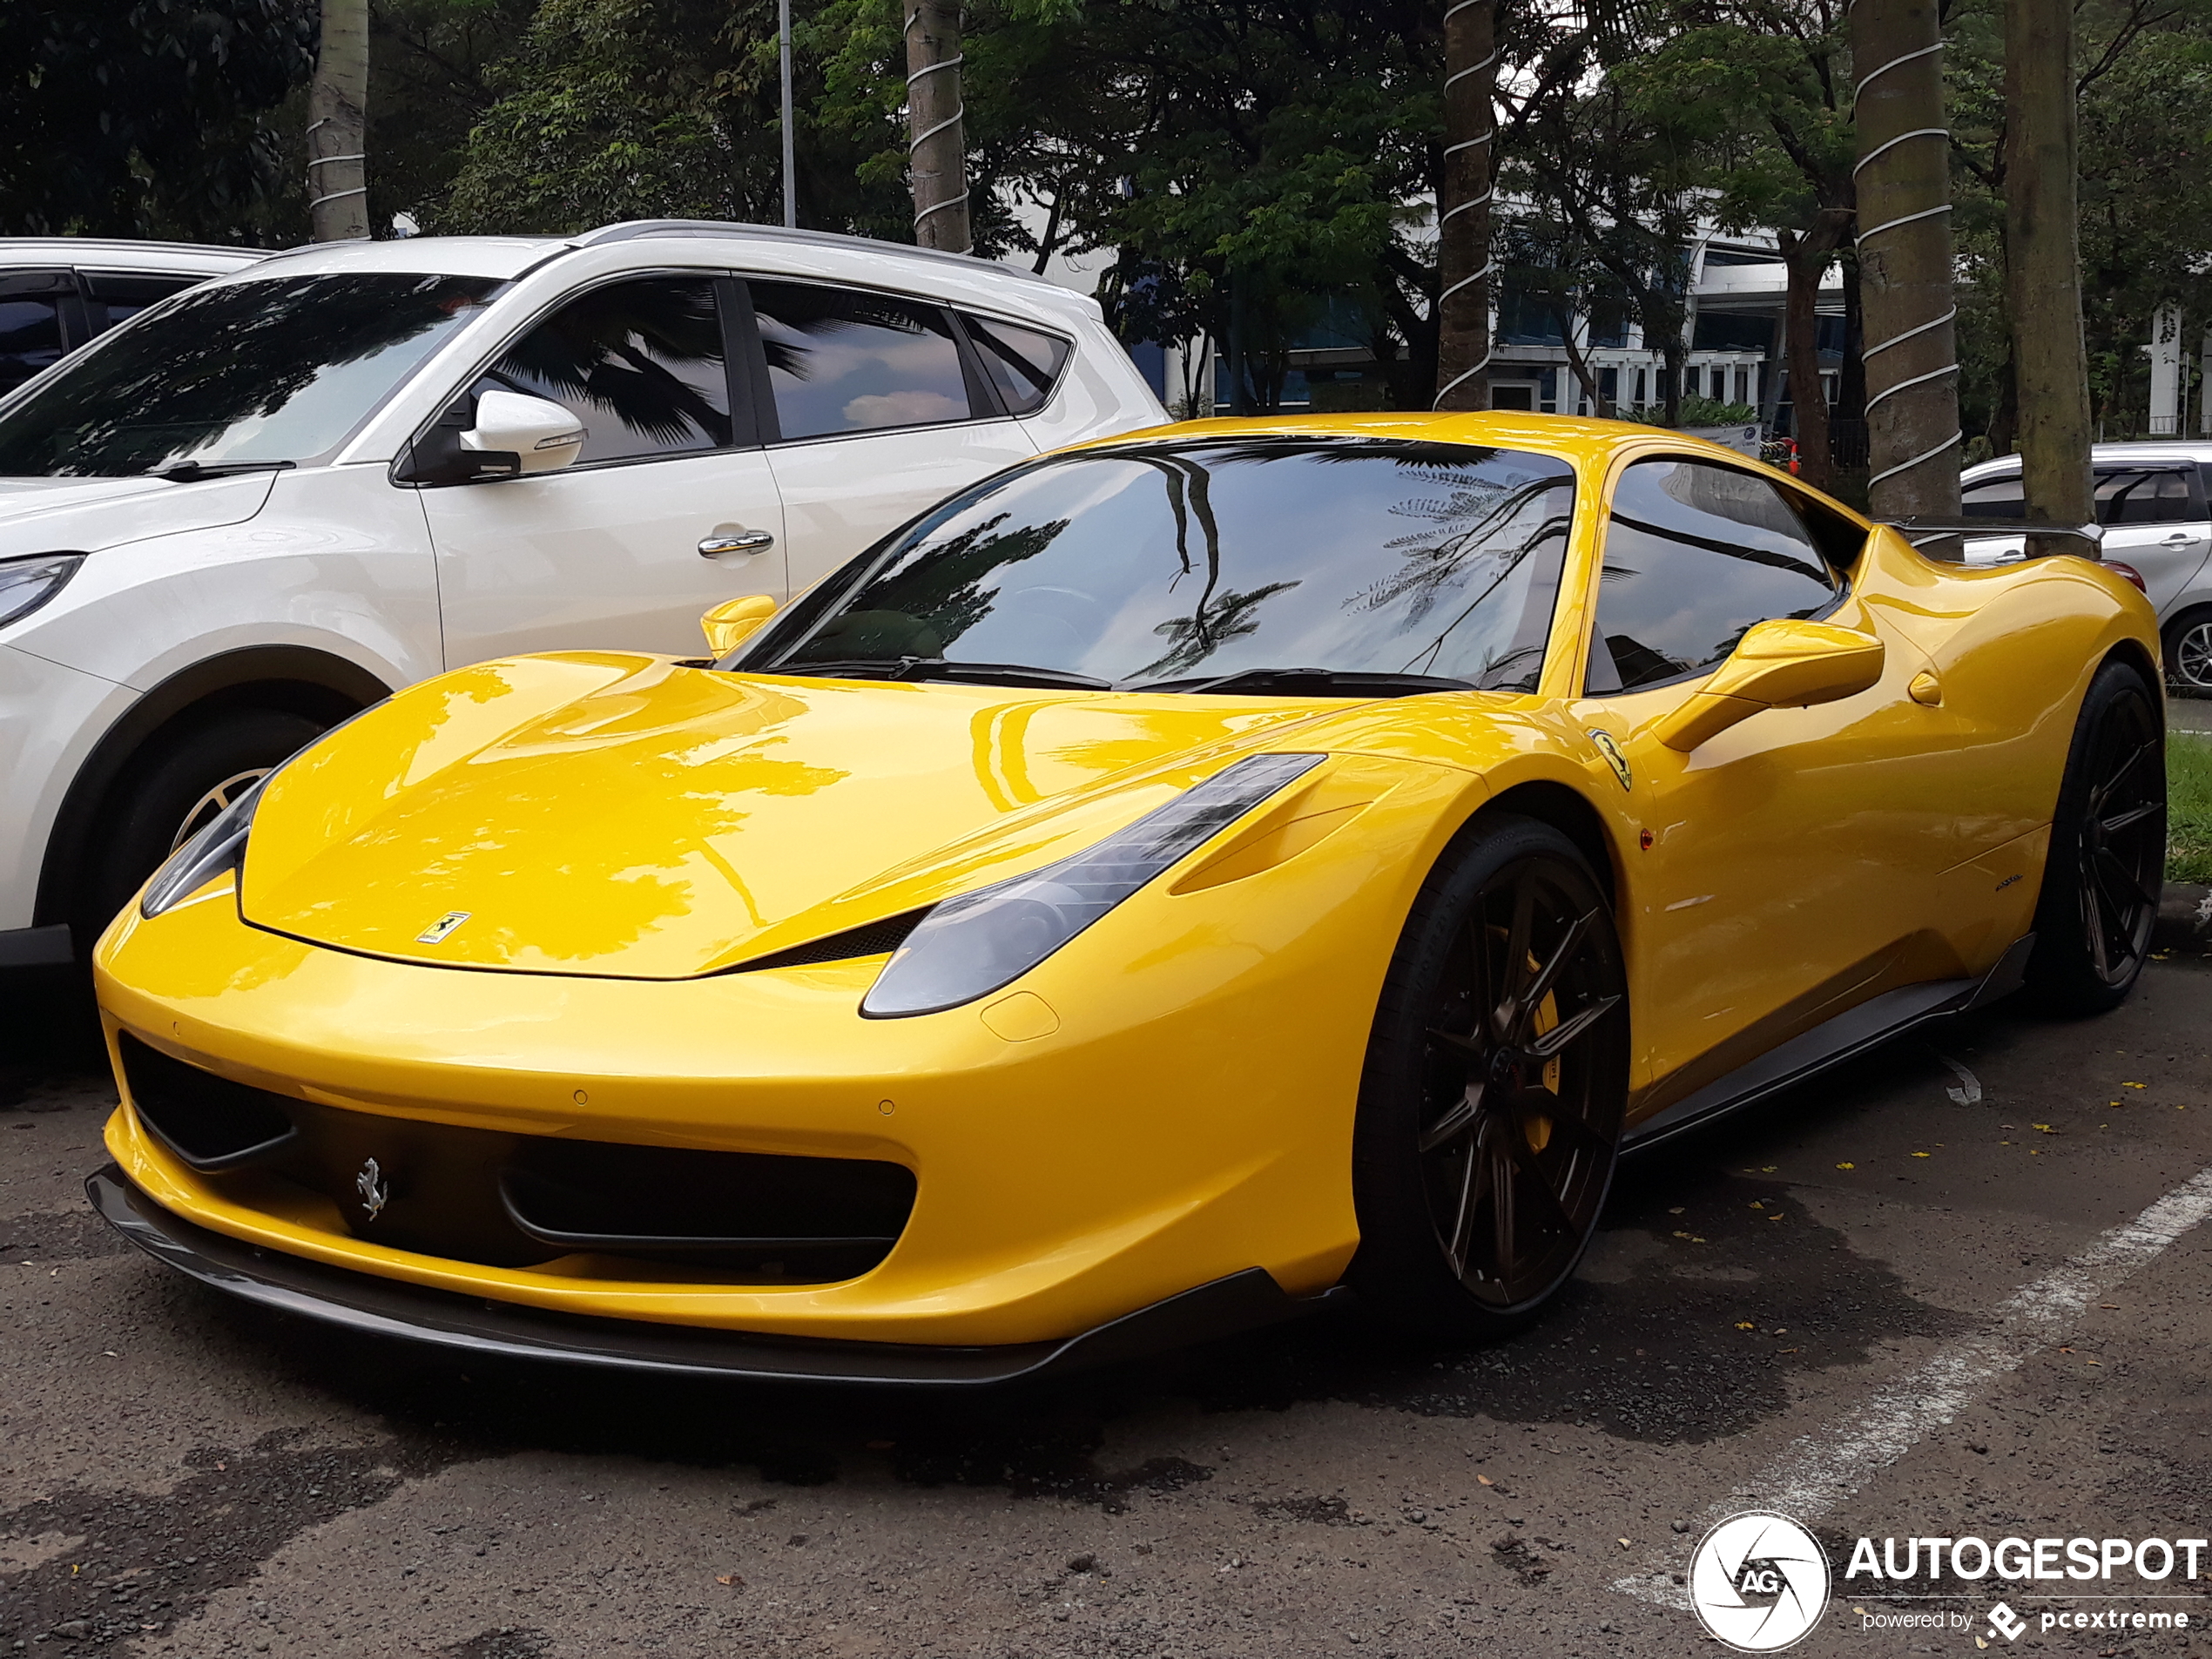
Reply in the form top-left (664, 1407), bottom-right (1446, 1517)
top-left (1961, 443), bottom-right (2212, 691)
top-left (0, 221), bottom-right (1165, 968)
top-left (0, 238), bottom-right (267, 395)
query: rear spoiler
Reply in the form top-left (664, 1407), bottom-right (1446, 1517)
top-left (1877, 518), bottom-right (2103, 562)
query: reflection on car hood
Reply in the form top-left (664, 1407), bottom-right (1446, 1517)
top-left (0, 470), bottom-right (278, 558)
top-left (239, 652), bottom-right (1348, 979)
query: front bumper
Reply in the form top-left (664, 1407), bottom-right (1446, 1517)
top-left (91, 1163), bottom-right (1343, 1385)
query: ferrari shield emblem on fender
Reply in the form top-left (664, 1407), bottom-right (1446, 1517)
top-left (354, 1157), bottom-right (389, 1219)
top-left (416, 911), bottom-right (470, 944)
top-left (1588, 730), bottom-right (1633, 792)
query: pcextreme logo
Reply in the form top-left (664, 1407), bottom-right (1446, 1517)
top-left (1689, 1512), bottom-right (1831, 1651)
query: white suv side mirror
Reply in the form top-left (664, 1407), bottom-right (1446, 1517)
top-left (462, 389), bottom-right (585, 475)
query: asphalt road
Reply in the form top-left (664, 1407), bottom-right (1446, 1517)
top-left (5, 921), bottom-right (2212, 1659)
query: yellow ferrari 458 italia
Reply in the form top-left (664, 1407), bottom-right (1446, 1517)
top-left (90, 414), bottom-right (2164, 1384)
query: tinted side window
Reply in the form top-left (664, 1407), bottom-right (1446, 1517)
top-left (2096, 469), bottom-right (2197, 526)
top-left (78, 272), bottom-right (201, 334)
top-left (0, 295), bottom-right (64, 394)
top-left (1961, 472), bottom-right (2025, 520)
top-left (961, 314), bottom-right (1071, 415)
top-left (491, 278), bottom-right (732, 464)
top-left (751, 280), bottom-right (973, 439)
top-left (1589, 458), bottom-right (1839, 692)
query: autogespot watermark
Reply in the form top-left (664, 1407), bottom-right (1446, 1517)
top-left (1684, 1518), bottom-right (2206, 1649)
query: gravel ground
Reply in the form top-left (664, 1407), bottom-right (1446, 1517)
top-left (5, 922), bottom-right (2212, 1658)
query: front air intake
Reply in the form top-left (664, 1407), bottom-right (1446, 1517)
top-left (118, 1032), bottom-right (298, 1171)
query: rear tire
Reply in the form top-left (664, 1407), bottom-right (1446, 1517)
top-left (2021, 658), bottom-right (2165, 1015)
top-left (77, 707), bottom-right (328, 944)
top-left (1347, 816), bottom-right (1629, 1339)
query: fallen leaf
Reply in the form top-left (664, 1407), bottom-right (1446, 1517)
top-left (1912, 1151), bottom-right (1932, 1158)
top-left (1672, 1231), bottom-right (1707, 1243)
top-left (1618, 1538), bottom-right (1632, 1548)
top-left (2100, 1303), bottom-right (2120, 1309)
top-left (2124, 1082), bottom-right (2146, 1089)
top-left (2032, 1123), bottom-right (2059, 1134)
top-left (1735, 1321), bottom-right (1756, 1330)
top-left (2087, 1359), bottom-right (2101, 1366)
top-left (1749, 1200), bottom-right (1764, 1209)
top-left (1836, 1162), bottom-right (1856, 1170)
top-left (715, 1574), bottom-right (745, 1588)
top-left (1477, 1475), bottom-right (1494, 1487)
top-left (1773, 1329), bottom-right (1788, 1335)
top-left (1668, 1206), bottom-right (1685, 1215)
top-left (1778, 1347), bottom-right (1798, 1354)
top-left (1761, 1165), bottom-right (1777, 1172)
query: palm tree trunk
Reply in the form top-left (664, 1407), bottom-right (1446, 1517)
top-left (2005, 0), bottom-right (2094, 551)
top-left (1434, 0), bottom-right (1496, 410)
top-left (903, 0), bottom-right (971, 254)
top-left (1851, 0), bottom-right (1962, 523)
top-left (307, 0), bottom-right (370, 242)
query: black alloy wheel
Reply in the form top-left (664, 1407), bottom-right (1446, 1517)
top-left (2024, 658), bottom-right (2166, 1015)
top-left (1350, 816), bottom-right (1629, 1338)
top-left (2164, 610), bottom-right (2212, 697)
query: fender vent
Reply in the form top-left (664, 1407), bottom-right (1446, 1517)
top-left (726, 908), bottom-right (928, 973)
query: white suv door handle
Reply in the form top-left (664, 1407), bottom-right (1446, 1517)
top-left (2161, 531), bottom-right (2197, 548)
top-left (699, 529), bottom-right (775, 558)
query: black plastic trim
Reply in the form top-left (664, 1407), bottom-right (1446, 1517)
top-left (1622, 934), bottom-right (2033, 1153)
top-left (88, 1165), bottom-right (1348, 1386)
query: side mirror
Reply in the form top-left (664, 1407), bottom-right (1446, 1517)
top-left (1653, 618), bottom-right (1885, 752)
top-left (701, 593), bottom-right (779, 656)
top-left (461, 389), bottom-right (585, 475)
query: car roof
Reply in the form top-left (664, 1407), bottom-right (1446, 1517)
top-left (1962, 441), bottom-right (2212, 480)
top-left (0, 238), bottom-right (268, 276)
top-left (219, 220), bottom-right (1101, 321)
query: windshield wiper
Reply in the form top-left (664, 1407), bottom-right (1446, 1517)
top-left (772, 657), bottom-right (1115, 691)
top-left (152, 459), bottom-right (297, 482)
top-left (1125, 666), bottom-right (1477, 698)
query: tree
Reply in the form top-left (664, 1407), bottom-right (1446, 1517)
top-left (902, 0), bottom-right (970, 252)
top-left (1616, 0), bottom-right (1857, 488)
top-left (1435, 0), bottom-right (1498, 410)
top-left (2004, 0), bottom-right (2093, 544)
top-left (368, 0), bottom-right (539, 233)
top-left (1849, 0), bottom-right (1961, 522)
top-left (0, 0), bottom-right (314, 242)
top-left (311, 0), bottom-right (374, 239)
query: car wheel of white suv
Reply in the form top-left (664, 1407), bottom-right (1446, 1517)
top-left (80, 708), bottom-right (329, 944)
top-left (2163, 608), bottom-right (2212, 697)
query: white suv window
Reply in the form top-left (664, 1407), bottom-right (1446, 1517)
top-left (490, 277), bottom-right (734, 465)
top-left (961, 314), bottom-right (1070, 415)
top-left (749, 280), bottom-right (974, 440)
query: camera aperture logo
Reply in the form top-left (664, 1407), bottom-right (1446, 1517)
top-left (1690, 1511), bottom-right (1832, 1651)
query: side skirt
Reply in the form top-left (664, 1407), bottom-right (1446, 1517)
top-left (1621, 933), bottom-right (2034, 1155)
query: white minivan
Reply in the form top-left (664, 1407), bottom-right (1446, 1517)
top-left (0, 221), bottom-right (1166, 966)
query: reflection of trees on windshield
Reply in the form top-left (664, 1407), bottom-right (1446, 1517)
top-left (1360, 467), bottom-right (1575, 684)
top-left (1136, 582), bottom-right (1299, 678)
top-left (785, 512), bottom-right (1072, 662)
top-left (0, 275), bottom-right (497, 477)
top-left (494, 280), bottom-right (730, 450)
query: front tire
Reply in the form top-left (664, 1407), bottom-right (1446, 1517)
top-left (2022, 657), bottom-right (2166, 1015)
top-left (78, 707), bottom-right (328, 943)
top-left (1348, 816), bottom-right (1629, 1339)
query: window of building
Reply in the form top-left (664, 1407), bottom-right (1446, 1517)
top-left (1588, 457), bottom-right (1840, 693)
top-left (493, 277), bottom-right (733, 464)
top-left (1493, 384), bottom-right (1536, 411)
top-left (751, 280), bottom-right (973, 440)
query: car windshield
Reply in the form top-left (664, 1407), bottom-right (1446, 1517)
top-left (752, 436), bottom-right (1577, 692)
top-left (0, 273), bottom-right (501, 477)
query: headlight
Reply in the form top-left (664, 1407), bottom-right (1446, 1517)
top-left (0, 553), bottom-right (85, 629)
top-left (861, 752), bottom-right (1325, 1017)
top-left (139, 775), bottom-right (268, 918)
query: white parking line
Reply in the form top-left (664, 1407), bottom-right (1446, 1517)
top-left (1615, 1165), bottom-right (2212, 1609)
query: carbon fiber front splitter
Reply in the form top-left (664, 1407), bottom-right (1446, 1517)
top-left (87, 1164), bottom-right (1347, 1386)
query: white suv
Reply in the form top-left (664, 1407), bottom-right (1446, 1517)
top-left (1961, 443), bottom-right (2212, 691)
top-left (0, 221), bottom-right (1165, 967)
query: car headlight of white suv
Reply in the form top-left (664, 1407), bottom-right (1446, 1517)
top-left (0, 553), bottom-right (85, 630)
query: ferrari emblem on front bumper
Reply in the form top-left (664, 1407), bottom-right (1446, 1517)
top-left (416, 911), bottom-right (470, 944)
top-left (354, 1157), bottom-right (389, 1219)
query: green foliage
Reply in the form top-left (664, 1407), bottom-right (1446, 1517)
top-left (370, 0), bottom-right (540, 232)
top-left (0, 0), bottom-right (317, 241)
top-left (1671, 395), bottom-right (1762, 426)
top-left (2167, 732), bottom-right (2212, 885)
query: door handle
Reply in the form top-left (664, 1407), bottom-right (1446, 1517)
top-left (2161, 533), bottom-right (2195, 548)
top-left (699, 529), bottom-right (774, 558)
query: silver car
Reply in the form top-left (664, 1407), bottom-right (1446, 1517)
top-left (1960, 442), bottom-right (2212, 691)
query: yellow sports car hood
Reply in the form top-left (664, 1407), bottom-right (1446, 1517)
top-left (238, 652), bottom-right (1347, 979)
